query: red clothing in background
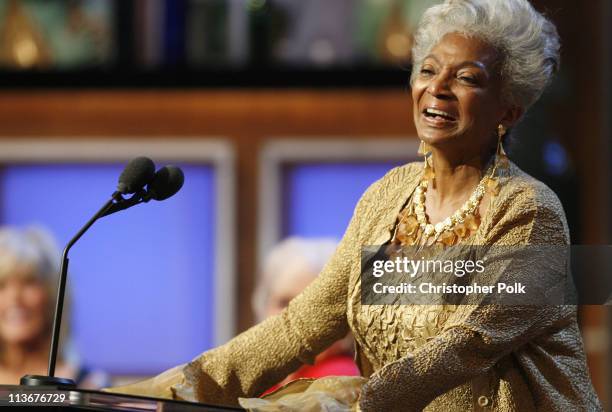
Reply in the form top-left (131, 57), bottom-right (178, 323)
top-left (263, 354), bottom-right (360, 396)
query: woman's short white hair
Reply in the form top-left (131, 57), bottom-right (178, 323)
top-left (0, 226), bottom-right (60, 286)
top-left (0, 226), bottom-right (73, 356)
top-left (253, 237), bottom-right (337, 322)
top-left (411, 0), bottom-right (561, 110)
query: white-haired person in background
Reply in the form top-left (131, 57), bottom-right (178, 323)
top-left (0, 226), bottom-right (108, 388)
top-left (253, 237), bottom-right (359, 394)
top-left (108, 0), bottom-right (601, 409)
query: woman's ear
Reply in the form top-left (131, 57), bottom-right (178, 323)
top-left (501, 105), bottom-right (524, 129)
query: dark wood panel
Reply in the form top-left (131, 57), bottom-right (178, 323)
top-left (0, 90), bottom-right (415, 136)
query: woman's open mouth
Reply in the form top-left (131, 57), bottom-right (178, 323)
top-left (421, 107), bottom-right (457, 127)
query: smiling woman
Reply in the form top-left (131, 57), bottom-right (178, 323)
top-left (404, 32), bottom-right (520, 238)
top-left (413, 34), bottom-right (516, 158)
top-left (0, 227), bottom-right (108, 389)
top-left (106, 1), bottom-right (602, 411)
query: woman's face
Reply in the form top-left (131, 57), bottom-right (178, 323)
top-left (0, 271), bottom-right (50, 346)
top-left (265, 267), bottom-right (315, 319)
top-left (412, 32), bottom-right (513, 157)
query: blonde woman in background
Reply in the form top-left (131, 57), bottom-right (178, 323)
top-left (253, 237), bottom-right (359, 394)
top-left (0, 226), bottom-right (108, 388)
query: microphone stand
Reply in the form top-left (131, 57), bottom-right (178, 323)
top-left (21, 191), bottom-right (127, 388)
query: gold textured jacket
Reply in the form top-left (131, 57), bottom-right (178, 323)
top-left (111, 161), bottom-right (602, 411)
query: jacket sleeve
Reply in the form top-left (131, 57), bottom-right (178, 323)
top-left (107, 177), bottom-right (381, 407)
top-left (359, 186), bottom-right (575, 412)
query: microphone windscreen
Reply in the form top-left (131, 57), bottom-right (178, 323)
top-left (148, 166), bottom-right (184, 201)
top-left (117, 157), bottom-right (156, 194)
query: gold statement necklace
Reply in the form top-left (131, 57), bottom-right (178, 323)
top-left (392, 155), bottom-right (505, 247)
top-left (393, 125), bottom-right (509, 247)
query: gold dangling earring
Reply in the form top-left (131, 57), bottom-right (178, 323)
top-left (487, 124), bottom-right (508, 197)
top-left (418, 140), bottom-right (435, 183)
top-left (417, 140), bottom-right (430, 156)
top-left (496, 124), bottom-right (509, 169)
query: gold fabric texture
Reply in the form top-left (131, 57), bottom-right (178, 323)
top-left (108, 161), bottom-right (602, 411)
top-left (238, 376), bottom-right (367, 411)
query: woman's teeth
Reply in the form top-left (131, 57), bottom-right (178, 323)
top-left (424, 108), bottom-right (455, 120)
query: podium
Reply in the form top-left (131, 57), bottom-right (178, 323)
top-left (0, 385), bottom-right (243, 411)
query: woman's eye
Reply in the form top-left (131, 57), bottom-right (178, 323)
top-left (420, 68), bottom-right (434, 76)
top-left (458, 75), bottom-right (477, 84)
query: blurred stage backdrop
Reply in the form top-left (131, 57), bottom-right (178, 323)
top-left (0, 0), bottom-right (609, 407)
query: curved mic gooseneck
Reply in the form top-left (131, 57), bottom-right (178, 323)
top-left (21, 157), bottom-right (164, 388)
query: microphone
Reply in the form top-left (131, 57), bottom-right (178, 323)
top-left (116, 156), bottom-right (155, 194)
top-left (147, 166), bottom-right (184, 200)
top-left (101, 165), bottom-right (185, 217)
top-left (21, 158), bottom-right (183, 389)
